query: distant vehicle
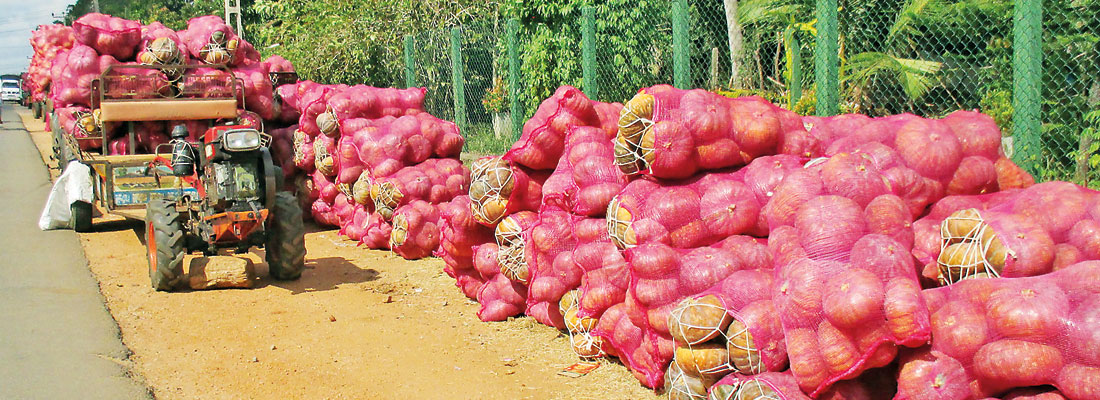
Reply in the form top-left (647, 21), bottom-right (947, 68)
top-left (1, 80), bottom-right (22, 102)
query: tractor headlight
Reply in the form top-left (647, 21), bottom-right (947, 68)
top-left (223, 129), bottom-right (261, 151)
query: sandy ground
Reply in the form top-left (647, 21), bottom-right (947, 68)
top-left (19, 107), bottom-right (661, 400)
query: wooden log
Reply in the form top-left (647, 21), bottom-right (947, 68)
top-left (188, 256), bottom-right (255, 290)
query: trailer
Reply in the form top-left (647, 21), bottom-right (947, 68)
top-left (51, 64), bottom-right (241, 229)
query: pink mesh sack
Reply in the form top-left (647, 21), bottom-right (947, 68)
top-left (911, 181), bottom-right (1100, 286)
top-left (292, 129), bottom-right (316, 173)
top-left (352, 114), bottom-right (464, 179)
top-left (475, 243), bottom-right (529, 322)
top-left (274, 84), bottom-right (302, 124)
top-left (179, 15), bottom-right (258, 66)
top-left (478, 273), bottom-right (530, 322)
top-left (72, 13), bottom-right (140, 60)
top-left (706, 369), bottom-right (897, 400)
top-left (437, 196), bottom-right (495, 299)
top-left (493, 211), bottom-right (541, 284)
top-left (591, 299), bottom-right (674, 388)
top-left (263, 55), bottom-right (295, 73)
top-left (469, 157), bottom-right (550, 226)
top-left (312, 133), bottom-right (337, 177)
top-left (574, 241), bottom-right (630, 319)
top-left (268, 125), bottom-right (299, 182)
top-left (897, 260), bottom-right (1100, 400)
top-left (372, 158), bottom-right (469, 221)
top-left (334, 133), bottom-right (364, 196)
top-left (318, 85), bottom-right (426, 136)
top-left (137, 22), bottom-right (186, 65)
top-left (615, 85), bottom-right (804, 179)
top-left (311, 199), bottom-right (339, 227)
top-left (608, 155), bottom-right (805, 250)
top-left (340, 205), bottom-right (371, 242)
top-left (389, 200), bottom-right (442, 260)
top-left (809, 111), bottom-right (1035, 216)
top-left (764, 155), bottom-right (930, 396)
top-left (617, 236), bottom-right (774, 388)
top-left (359, 211), bottom-right (393, 250)
top-left (50, 45), bottom-right (118, 108)
top-left (503, 85), bottom-right (620, 170)
top-left (667, 269), bottom-right (787, 387)
top-left (521, 211), bottom-right (597, 328)
top-left (55, 106), bottom-right (102, 150)
top-left (559, 289), bottom-right (615, 359)
top-left (232, 62), bottom-right (276, 120)
top-left (297, 83), bottom-right (345, 137)
top-left (541, 125), bottom-right (631, 216)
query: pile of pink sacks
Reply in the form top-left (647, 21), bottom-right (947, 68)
top-left (419, 83), bottom-right (1100, 400)
top-left (26, 24), bottom-right (74, 103)
top-left (278, 81), bottom-right (467, 260)
top-left (30, 13), bottom-right (294, 154)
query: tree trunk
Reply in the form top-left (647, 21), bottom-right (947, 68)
top-left (723, 0), bottom-right (743, 89)
top-left (1076, 80), bottom-right (1100, 184)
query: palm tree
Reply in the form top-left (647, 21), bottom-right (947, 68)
top-left (840, 0), bottom-right (945, 113)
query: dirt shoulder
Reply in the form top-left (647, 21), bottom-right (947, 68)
top-left (23, 107), bottom-right (660, 400)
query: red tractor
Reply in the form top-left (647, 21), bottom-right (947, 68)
top-left (145, 123), bottom-right (305, 291)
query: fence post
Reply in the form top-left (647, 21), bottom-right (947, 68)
top-left (814, 0), bottom-right (839, 116)
top-left (450, 27), bottom-right (468, 136)
top-left (672, 0), bottom-right (690, 89)
top-left (788, 30), bottom-right (802, 109)
top-left (582, 6), bottom-right (598, 100)
top-left (404, 35), bottom-right (416, 89)
top-left (507, 19), bottom-right (522, 140)
top-left (1012, 0), bottom-right (1042, 173)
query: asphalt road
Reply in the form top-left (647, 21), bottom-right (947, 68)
top-left (0, 103), bottom-right (151, 399)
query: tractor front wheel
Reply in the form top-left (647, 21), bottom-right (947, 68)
top-left (146, 199), bottom-right (186, 291)
top-left (266, 192), bottom-right (306, 280)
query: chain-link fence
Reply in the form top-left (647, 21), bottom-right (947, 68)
top-left (401, 0), bottom-right (1099, 185)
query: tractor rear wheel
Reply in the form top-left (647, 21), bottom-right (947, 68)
top-left (266, 192), bottom-right (306, 280)
top-left (146, 199), bottom-right (186, 291)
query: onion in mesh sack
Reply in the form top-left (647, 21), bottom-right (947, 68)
top-left (137, 22), bottom-right (185, 65)
top-left (372, 158), bottom-right (469, 221)
top-left (436, 196), bottom-right (496, 299)
top-left (912, 181), bottom-right (1095, 285)
top-left (502, 85), bottom-right (619, 170)
top-left (897, 261), bottom-right (1100, 399)
top-left (469, 157), bottom-right (548, 226)
top-left (476, 271), bottom-right (528, 322)
top-left (72, 13), bottom-right (140, 60)
top-left (540, 125), bottom-right (630, 216)
top-left (389, 200), bottom-right (442, 260)
top-left (615, 86), bottom-right (805, 179)
top-left (494, 211), bottom-right (539, 284)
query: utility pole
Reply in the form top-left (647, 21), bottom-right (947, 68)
top-left (224, 0), bottom-right (243, 39)
top-left (92, 0), bottom-right (99, 13)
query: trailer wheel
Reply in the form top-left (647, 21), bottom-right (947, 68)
top-left (71, 201), bottom-right (93, 232)
top-left (265, 192), bottom-right (306, 280)
top-left (146, 199), bottom-right (186, 291)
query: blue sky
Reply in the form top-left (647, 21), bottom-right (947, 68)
top-left (0, 0), bottom-right (74, 75)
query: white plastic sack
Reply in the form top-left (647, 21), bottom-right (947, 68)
top-left (39, 161), bottom-right (94, 230)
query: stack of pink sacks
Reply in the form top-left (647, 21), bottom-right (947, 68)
top-left (31, 13), bottom-right (294, 156)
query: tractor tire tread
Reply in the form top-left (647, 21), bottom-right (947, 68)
top-left (147, 200), bottom-right (186, 291)
top-left (266, 192), bottom-right (306, 280)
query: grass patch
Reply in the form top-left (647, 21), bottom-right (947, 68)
top-left (462, 122), bottom-right (514, 161)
